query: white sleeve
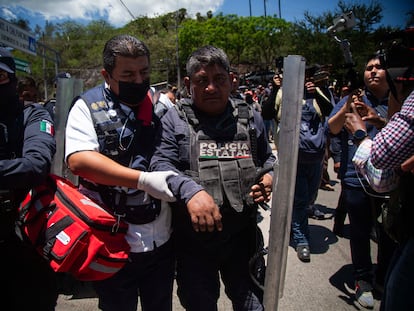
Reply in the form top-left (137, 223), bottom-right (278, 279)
top-left (353, 139), bottom-right (399, 193)
top-left (64, 98), bottom-right (99, 162)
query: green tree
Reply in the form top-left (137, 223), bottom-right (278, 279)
top-left (7, 2), bottom-right (409, 94)
top-left (291, 0), bottom-right (392, 89)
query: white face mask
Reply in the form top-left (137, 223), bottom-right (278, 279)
top-left (24, 100), bottom-right (34, 106)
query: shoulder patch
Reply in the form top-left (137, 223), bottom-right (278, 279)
top-left (40, 120), bottom-right (55, 136)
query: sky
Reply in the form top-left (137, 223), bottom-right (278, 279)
top-left (0, 0), bottom-right (411, 32)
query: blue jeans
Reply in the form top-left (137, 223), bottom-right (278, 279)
top-left (291, 161), bottom-right (323, 247)
top-left (380, 237), bottom-right (414, 311)
top-left (342, 184), bottom-right (394, 284)
top-left (342, 185), bottom-right (374, 282)
top-left (263, 119), bottom-right (275, 140)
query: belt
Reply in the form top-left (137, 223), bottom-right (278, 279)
top-left (129, 238), bottom-right (173, 257)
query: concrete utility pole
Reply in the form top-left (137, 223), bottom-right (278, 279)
top-left (278, 0), bottom-right (282, 18)
top-left (51, 78), bottom-right (83, 183)
top-left (175, 10), bottom-right (181, 89)
top-left (38, 39), bottom-right (60, 100)
top-left (263, 55), bottom-right (305, 311)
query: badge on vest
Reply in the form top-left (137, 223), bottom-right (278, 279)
top-left (199, 140), bottom-right (252, 159)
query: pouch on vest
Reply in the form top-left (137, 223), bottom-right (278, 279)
top-left (199, 159), bottom-right (223, 207)
top-left (219, 161), bottom-right (243, 212)
top-left (238, 158), bottom-right (257, 206)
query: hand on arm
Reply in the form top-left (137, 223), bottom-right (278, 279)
top-left (67, 150), bottom-right (177, 201)
top-left (137, 170), bottom-right (178, 202)
top-left (186, 190), bottom-right (222, 233)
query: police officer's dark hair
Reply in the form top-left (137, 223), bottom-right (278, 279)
top-left (17, 76), bottom-right (37, 93)
top-left (0, 48), bottom-right (16, 82)
top-left (186, 45), bottom-right (230, 78)
top-left (103, 34), bottom-right (150, 75)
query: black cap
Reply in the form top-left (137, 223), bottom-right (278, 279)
top-left (55, 72), bottom-right (71, 81)
top-left (0, 47), bottom-right (15, 73)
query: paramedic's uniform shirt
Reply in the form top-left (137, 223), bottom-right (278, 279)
top-left (65, 97), bottom-right (171, 253)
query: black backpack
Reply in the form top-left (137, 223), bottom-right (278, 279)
top-left (260, 93), bottom-right (276, 120)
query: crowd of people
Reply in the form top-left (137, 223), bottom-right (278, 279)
top-left (1, 25), bottom-right (413, 311)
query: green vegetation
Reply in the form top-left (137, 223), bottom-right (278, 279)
top-left (7, 0), bottom-right (413, 100)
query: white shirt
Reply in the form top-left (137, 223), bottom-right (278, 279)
top-left (65, 95), bottom-right (172, 253)
top-left (158, 92), bottom-right (175, 109)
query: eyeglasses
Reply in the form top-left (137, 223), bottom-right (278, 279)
top-left (119, 111), bottom-right (136, 151)
top-left (365, 64), bottom-right (383, 71)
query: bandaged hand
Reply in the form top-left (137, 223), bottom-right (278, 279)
top-left (137, 171), bottom-right (178, 202)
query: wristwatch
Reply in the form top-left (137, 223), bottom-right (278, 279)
top-left (353, 129), bottom-right (368, 142)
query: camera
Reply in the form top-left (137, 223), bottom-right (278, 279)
top-left (305, 64), bottom-right (330, 84)
top-left (378, 27), bottom-right (414, 80)
top-left (327, 11), bottom-right (356, 34)
top-left (312, 70), bottom-right (330, 83)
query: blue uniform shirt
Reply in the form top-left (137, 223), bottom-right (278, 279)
top-left (0, 103), bottom-right (56, 197)
top-left (150, 100), bottom-right (277, 205)
top-left (327, 90), bottom-right (388, 188)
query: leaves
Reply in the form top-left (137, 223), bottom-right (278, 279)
top-left (8, 3), bottom-right (412, 100)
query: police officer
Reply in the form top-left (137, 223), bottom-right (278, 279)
top-left (150, 45), bottom-right (277, 311)
top-left (0, 48), bottom-right (58, 310)
top-left (65, 35), bottom-right (177, 311)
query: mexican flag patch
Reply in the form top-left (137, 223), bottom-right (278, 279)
top-left (40, 120), bottom-right (55, 136)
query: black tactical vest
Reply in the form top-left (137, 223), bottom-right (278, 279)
top-left (0, 106), bottom-right (26, 238)
top-left (176, 98), bottom-right (258, 213)
top-left (77, 85), bottom-right (161, 224)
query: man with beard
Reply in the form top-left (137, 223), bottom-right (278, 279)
top-left (65, 35), bottom-right (177, 311)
